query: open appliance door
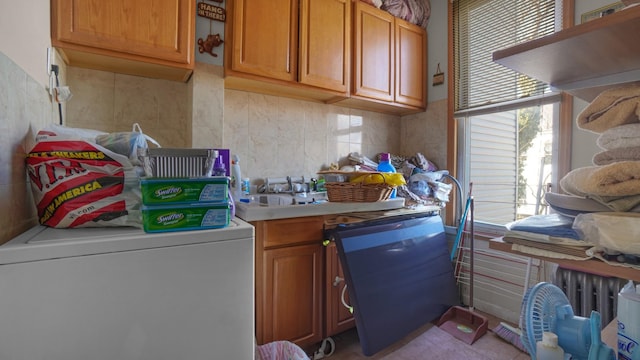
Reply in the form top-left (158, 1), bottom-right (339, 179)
top-left (331, 214), bottom-right (459, 356)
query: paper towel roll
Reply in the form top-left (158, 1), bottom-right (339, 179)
top-left (618, 280), bottom-right (640, 360)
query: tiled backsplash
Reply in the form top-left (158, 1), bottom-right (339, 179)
top-left (63, 63), bottom-right (442, 184)
top-left (0, 52), bottom-right (58, 243)
top-left (1, 52), bottom-right (447, 244)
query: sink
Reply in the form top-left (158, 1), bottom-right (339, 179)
top-left (234, 193), bottom-right (406, 222)
top-left (239, 192), bottom-right (328, 207)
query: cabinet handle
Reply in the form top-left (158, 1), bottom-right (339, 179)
top-left (332, 276), bottom-right (344, 287)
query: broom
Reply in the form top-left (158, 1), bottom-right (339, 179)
top-left (492, 321), bottom-right (527, 353)
top-left (490, 257), bottom-right (533, 354)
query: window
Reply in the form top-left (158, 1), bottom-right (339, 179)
top-left (453, 0), bottom-right (564, 226)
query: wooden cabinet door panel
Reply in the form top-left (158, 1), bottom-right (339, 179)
top-left (299, 0), bottom-right (350, 92)
top-left (260, 217), bottom-right (325, 249)
top-left (230, 0), bottom-right (298, 81)
top-left (353, 2), bottom-right (394, 101)
top-left (53, 0), bottom-right (193, 64)
top-left (260, 244), bottom-right (323, 347)
top-left (325, 242), bottom-right (355, 337)
top-left (395, 18), bottom-right (427, 107)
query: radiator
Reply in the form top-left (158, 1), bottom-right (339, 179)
top-left (552, 267), bottom-right (626, 326)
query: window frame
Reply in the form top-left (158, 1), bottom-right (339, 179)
top-left (445, 0), bottom-right (575, 229)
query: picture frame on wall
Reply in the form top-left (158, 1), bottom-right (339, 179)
top-left (580, 1), bottom-right (626, 23)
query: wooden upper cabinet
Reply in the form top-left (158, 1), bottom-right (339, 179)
top-left (224, 0), bottom-right (427, 114)
top-left (51, 0), bottom-right (195, 82)
top-left (299, 0), bottom-right (351, 93)
top-left (395, 18), bottom-right (427, 108)
top-left (228, 0), bottom-right (298, 82)
top-left (353, 1), bottom-right (395, 102)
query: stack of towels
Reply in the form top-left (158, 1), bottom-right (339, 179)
top-left (546, 84), bottom-right (640, 215)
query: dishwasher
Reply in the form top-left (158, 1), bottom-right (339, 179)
top-left (0, 219), bottom-right (255, 360)
top-left (329, 213), bottom-right (459, 356)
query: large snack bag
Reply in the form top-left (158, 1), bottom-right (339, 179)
top-left (26, 125), bottom-right (142, 228)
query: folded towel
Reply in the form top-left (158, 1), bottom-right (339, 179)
top-left (593, 146), bottom-right (640, 165)
top-left (506, 213), bottom-right (581, 240)
top-left (560, 161), bottom-right (640, 197)
top-left (576, 84), bottom-right (640, 134)
top-left (597, 123), bottom-right (640, 150)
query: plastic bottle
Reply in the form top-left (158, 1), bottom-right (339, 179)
top-left (241, 178), bottom-right (250, 195)
top-left (377, 153), bottom-right (397, 198)
top-left (618, 280), bottom-right (640, 360)
top-left (231, 154), bottom-right (243, 200)
top-left (536, 332), bottom-right (565, 360)
top-left (213, 155), bottom-right (226, 177)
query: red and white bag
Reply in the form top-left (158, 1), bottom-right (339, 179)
top-left (26, 125), bottom-right (142, 228)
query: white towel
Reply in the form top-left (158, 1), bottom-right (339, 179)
top-left (597, 123), bottom-right (640, 150)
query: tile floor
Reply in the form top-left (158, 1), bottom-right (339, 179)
top-left (310, 311), bottom-right (531, 360)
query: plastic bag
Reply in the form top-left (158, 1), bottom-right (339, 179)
top-left (95, 123), bottom-right (160, 165)
top-left (26, 124), bottom-right (142, 229)
top-left (573, 212), bottom-right (640, 254)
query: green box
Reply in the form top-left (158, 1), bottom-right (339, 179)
top-left (140, 177), bottom-right (229, 205)
top-left (142, 203), bottom-right (230, 233)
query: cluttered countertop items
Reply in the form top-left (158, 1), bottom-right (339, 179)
top-left (235, 151), bottom-right (452, 221)
top-left (24, 122), bottom-right (453, 230)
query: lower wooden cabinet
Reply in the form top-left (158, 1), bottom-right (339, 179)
top-left (254, 216), bottom-right (355, 349)
top-left (325, 242), bottom-right (355, 337)
top-left (254, 217), bottom-right (324, 348)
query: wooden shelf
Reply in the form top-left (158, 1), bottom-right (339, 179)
top-left (489, 237), bottom-right (640, 282)
top-left (492, 5), bottom-right (640, 102)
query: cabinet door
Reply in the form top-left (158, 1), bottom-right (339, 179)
top-left (325, 242), bottom-right (355, 337)
top-left (395, 18), bottom-right (427, 107)
top-left (228, 0), bottom-right (298, 81)
top-left (258, 244), bottom-right (323, 348)
top-left (352, 2), bottom-right (394, 102)
top-left (299, 0), bottom-right (351, 92)
top-left (52, 0), bottom-right (193, 65)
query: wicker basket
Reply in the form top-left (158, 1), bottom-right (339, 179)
top-left (325, 173), bottom-right (394, 202)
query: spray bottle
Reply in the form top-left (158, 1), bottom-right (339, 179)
top-left (231, 154), bottom-right (243, 200)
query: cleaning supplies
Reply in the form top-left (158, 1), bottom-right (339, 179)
top-left (377, 153), bottom-right (397, 198)
top-left (618, 280), bottom-right (640, 360)
top-left (536, 332), bottom-right (565, 360)
top-left (213, 154), bottom-right (226, 176)
top-left (231, 154), bottom-right (243, 200)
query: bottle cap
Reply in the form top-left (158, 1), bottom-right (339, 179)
top-left (541, 332), bottom-right (558, 346)
top-left (380, 153), bottom-right (390, 161)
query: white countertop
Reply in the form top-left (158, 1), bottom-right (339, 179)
top-left (235, 197), bottom-right (407, 222)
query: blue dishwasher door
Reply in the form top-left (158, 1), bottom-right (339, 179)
top-left (332, 214), bottom-right (459, 356)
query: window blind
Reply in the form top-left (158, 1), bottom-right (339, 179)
top-left (453, 0), bottom-right (559, 112)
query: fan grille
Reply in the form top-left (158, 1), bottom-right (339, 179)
top-left (520, 282), bottom-right (571, 356)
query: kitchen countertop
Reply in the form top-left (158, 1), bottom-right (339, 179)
top-left (235, 197), bottom-right (416, 222)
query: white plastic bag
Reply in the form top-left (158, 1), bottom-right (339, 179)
top-left (95, 123), bottom-right (160, 165)
top-left (26, 124), bottom-right (142, 228)
top-left (573, 212), bottom-right (640, 254)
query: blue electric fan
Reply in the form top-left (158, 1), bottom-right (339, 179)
top-left (520, 282), bottom-right (615, 360)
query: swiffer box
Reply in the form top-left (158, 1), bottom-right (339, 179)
top-left (141, 202), bottom-right (230, 233)
top-left (140, 177), bottom-right (229, 205)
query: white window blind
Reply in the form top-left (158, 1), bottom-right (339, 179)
top-left (453, 0), bottom-right (562, 225)
top-left (453, 0), bottom-right (559, 111)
